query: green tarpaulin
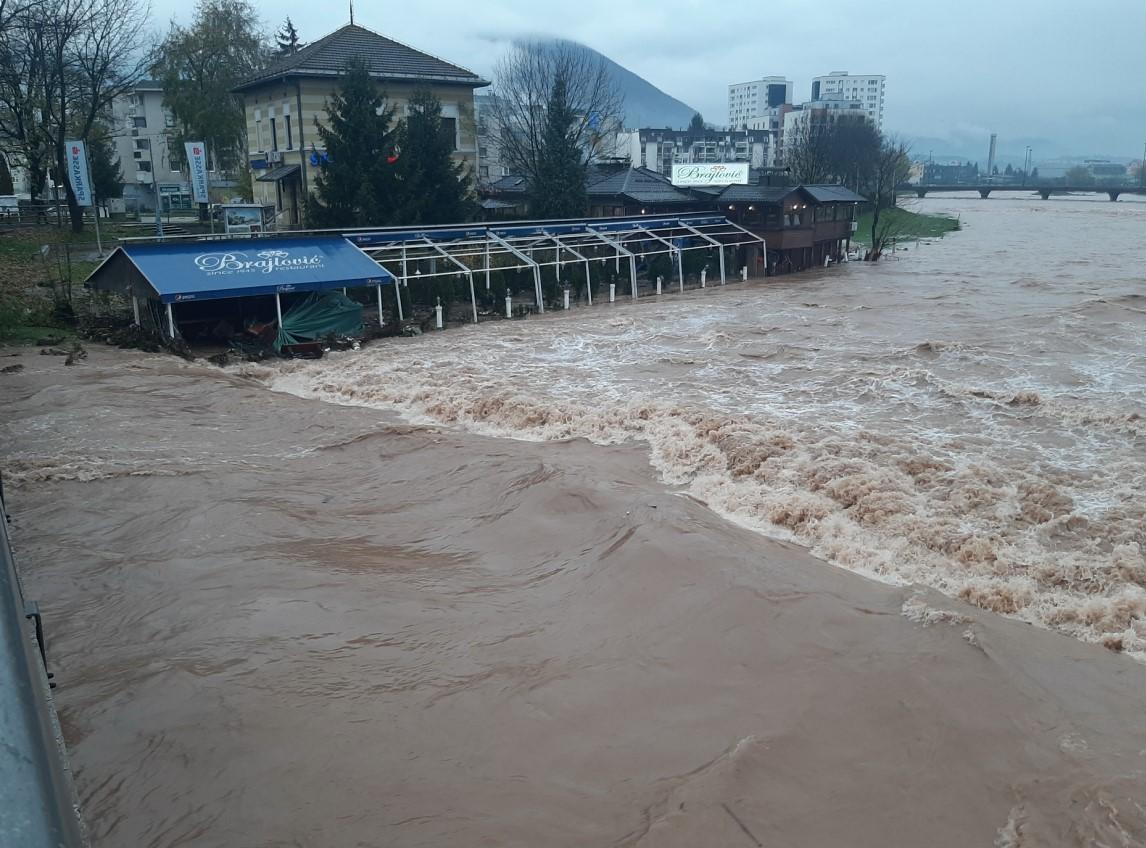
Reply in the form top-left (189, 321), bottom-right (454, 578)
top-left (274, 290), bottom-right (364, 351)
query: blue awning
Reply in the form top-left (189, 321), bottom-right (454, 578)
top-left (86, 236), bottom-right (393, 304)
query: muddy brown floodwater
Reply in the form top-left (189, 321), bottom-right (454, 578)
top-left (2, 196), bottom-right (1146, 846)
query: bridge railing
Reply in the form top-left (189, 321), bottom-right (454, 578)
top-left (0, 480), bottom-right (87, 847)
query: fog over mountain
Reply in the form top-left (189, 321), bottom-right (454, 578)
top-left (517, 38), bottom-right (699, 130)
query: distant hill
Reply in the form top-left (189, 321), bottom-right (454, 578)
top-left (516, 38), bottom-right (698, 131)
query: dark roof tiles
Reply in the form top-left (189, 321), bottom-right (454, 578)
top-left (802, 184), bottom-right (867, 203)
top-left (234, 24), bottom-right (488, 92)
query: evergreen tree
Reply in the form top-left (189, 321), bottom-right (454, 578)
top-left (392, 89), bottom-right (476, 224)
top-left (88, 124), bottom-right (124, 200)
top-left (530, 74), bottom-right (587, 219)
top-left (688, 112), bottom-right (705, 133)
top-left (308, 58), bottom-right (400, 227)
top-left (0, 154), bottom-right (13, 196)
top-left (275, 17), bottom-right (304, 55)
top-left (1030, 167), bottom-right (1039, 180)
top-left (1004, 163), bottom-right (1014, 176)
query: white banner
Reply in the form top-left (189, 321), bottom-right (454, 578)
top-left (671, 162), bottom-right (750, 187)
top-left (185, 141), bottom-right (209, 204)
top-left (65, 140), bottom-right (93, 206)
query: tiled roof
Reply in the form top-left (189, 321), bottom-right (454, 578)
top-left (717, 185), bottom-right (803, 204)
top-left (802, 184), bottom-right (867, 203)
top-left (587, 166), bottom-right (696, 204)
top-left (234, 24), bottom-right (489, 92)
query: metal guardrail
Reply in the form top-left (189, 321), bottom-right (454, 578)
top-left (0, 480), bottom-right (86, 846)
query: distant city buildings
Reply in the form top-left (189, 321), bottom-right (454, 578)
top-left (810, 72), bottom-right (885, 129)
top-left (723, 70), bottom-right (886, 171)
top-left (727, 77), bottom-right (793, 129)
top-left (615, 127), bottom-right (776, 174)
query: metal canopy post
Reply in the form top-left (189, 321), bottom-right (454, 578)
top-left (720, 220), bottom-right (767, 279)
top-left (421, 238), bottom-right (478, 324)
top-left (678, 222), bottom-right (727, 285)
top-left (397, 246), bottom-right (407, 321)
top-left (587, 228), bottom-right (638, 300)
top-left (545, 232), bottom-right (593, 305)
top-left (376, 283), bottom-right (384, 327)
top-left (166, 302), bottom-right (176, 339)
top-left (485, 241), bottom-right (491, 290)
top-left (634, 225), bottom-right (684, 293)
top-left (489, 232), bottom-right (544, 313)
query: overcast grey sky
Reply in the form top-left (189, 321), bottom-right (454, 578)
top-left (153, 0), bottom-right (1146, 160)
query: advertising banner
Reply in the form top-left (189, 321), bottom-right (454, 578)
top-left (65, 140), bottom-right (93, 206)
top-left (185, 141), bottom-right (209, 203)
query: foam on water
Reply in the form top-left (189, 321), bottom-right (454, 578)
top-left (245, 198), bottom-right (1146, 658)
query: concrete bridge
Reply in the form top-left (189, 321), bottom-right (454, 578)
top-left (903, 184), bottom-right (1146, 201)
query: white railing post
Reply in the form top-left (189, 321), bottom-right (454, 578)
top-left (656, 275), bottom-right (662, 295)
top-left (563, 287), bottom-right (570, 310)
top-left (609, 282), bottom-right (616, 302)
top-left (505, 293), bottom-right (512, 318)
top-left (700, 268), bottom-right (707, 288)
top-left (435, 297), bottom-right (443, 329)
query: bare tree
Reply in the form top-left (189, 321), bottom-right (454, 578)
top-left (785, 112), bottom-right (881, 189)
top-left (784, 116), bottom-right (833, 184)
top-left (0, 0), bottom-right (150, 228)
top-left (0, 0), bottom-right (52, 200)
top-left (866, 136), bottom-right (912, 261)
top-left (491, 39), bottom-right (623, 191)
top-left (825, 113), bottom-right (880, 192)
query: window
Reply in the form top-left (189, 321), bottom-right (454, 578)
top-left (479, 165), bottom-right (489, 179)
top-left (132, 116), bottom-right (146, 128)
top-left (134, 138), bottom-right (150, 150)
top-left (440, 117), bottom-right (457, 151)
top-left (136, 160), bottom-right (151, 172)
top-left (285, 114), bottom-right (293, 149)
top-left (132, 151), bottom-right (142, 159)
top-left (479, 145), bottom-right (489, 158)
top-left (270, 117), bottom-right (278, 150)
top-left (164, 113), bottom-right (175, 127)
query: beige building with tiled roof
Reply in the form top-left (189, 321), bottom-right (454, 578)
top-left (233, 24), bottom-right (489, 226)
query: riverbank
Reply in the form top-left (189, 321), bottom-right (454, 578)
top-left (852, 205), bottom-right (961, 246)
top-left (3, 346), bottom-right (1145, 847)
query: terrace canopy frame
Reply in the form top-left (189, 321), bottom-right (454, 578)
top-left (340, 214), bottom-right (766, 317)
top-left (109, 214), bottom-right (767, 334)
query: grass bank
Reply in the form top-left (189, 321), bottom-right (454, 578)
top-left (852, 207), bottom-right (961, 246)
top-left (0, 222), bottom-right (159, 342)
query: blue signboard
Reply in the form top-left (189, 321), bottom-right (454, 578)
top-left (93, 237), bottom-right (393, 304)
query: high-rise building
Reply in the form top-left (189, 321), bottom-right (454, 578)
top-left (809, 72), bottom-right (885, 128)
top-left (108, 80), bottom-right (190, 211)
top-left (727, 77), bottom-right (793, 129)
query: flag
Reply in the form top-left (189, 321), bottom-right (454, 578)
top-left (185, 141), bottom-right (209, 204)
top-left (65, 141), bottom-right (93, 207)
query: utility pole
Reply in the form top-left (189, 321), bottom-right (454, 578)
top-left (1141, 141), bottom-right (1145, 189)
top-left (152, 173), bottom-right (164, 238)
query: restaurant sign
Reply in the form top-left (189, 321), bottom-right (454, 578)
top-left (671, 162), bottom-right (750, 186)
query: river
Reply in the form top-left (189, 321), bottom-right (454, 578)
top-left (2, 195), bottom-right (1145, 846)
